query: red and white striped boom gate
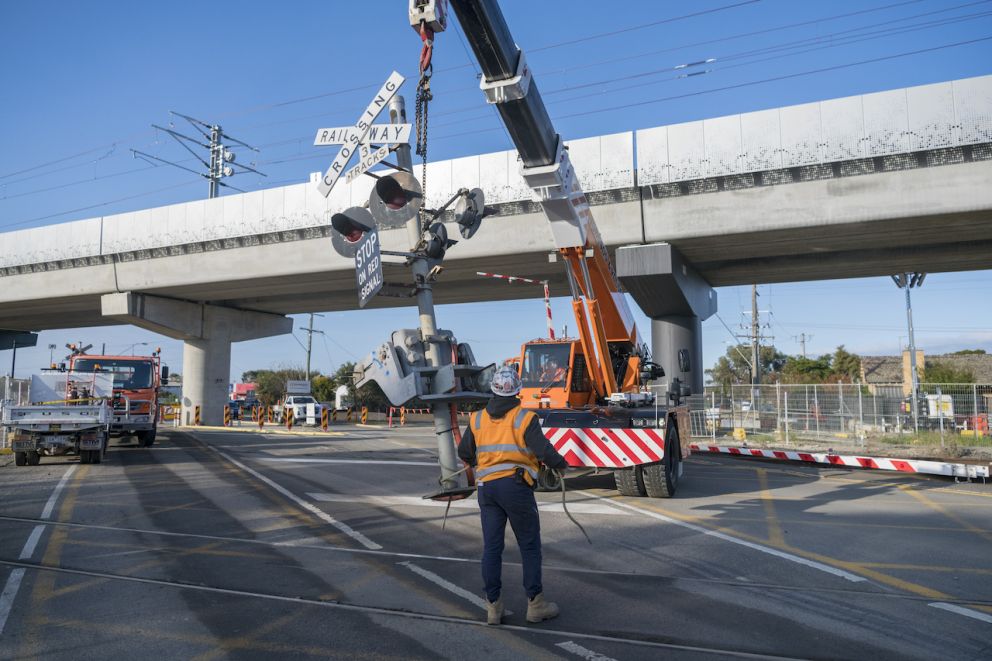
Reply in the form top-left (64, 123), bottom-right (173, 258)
top-left (476, 272), bottom-right (554, 340)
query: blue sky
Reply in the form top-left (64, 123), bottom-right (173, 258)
top-left (1, 0), bottom-right (991, 381)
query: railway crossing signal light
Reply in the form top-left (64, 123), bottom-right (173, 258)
top-left (454, 187), bottom-right (485, 239)
top-left (423, 221), bottom-right (457, 260)
top-left (368, 171), bottom-right (422, 227)
top-left (330, 206), bottom-right (375, 258)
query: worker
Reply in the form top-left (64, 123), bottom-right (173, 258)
top-left (458, 366), bottom-right (570, 625)
top-left (539, 357), bottom-right (565, 384)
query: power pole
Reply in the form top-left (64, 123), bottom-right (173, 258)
top-left (301, 313), bottom-right (325, 381)
top-left (131, 112), bottom-right (265, 199)
top-left (792, 333), bottom-right (812, 358)
top-left (751, 284), bottom-right (760, 387)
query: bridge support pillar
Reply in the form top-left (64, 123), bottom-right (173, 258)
top-left (616, 243), bottom-right (717, 396)
top-left (101, 292), bottom-right (292, 426)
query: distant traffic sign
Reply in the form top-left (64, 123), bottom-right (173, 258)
top-left (315, 71), bottom-right (405, 198)
top-left (354, 228), bottom-right (383, 308)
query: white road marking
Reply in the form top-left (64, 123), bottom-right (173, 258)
top-left (18, 526), bottom-right (45, 560)
top-left (556, 640), bottom-right (618, 661)
top-left (929, 602), bottom-right (992, 624)
top-left (0, 569), bottom-right (25, 635)
top-left (212, 448), bottom-right (382, 550)
top-left (595, 495), bottom-right (866, 583)
top-left (308, 492), bottom-right (628, 516)
top-left (0, 464), bottom-right (76, 634)
top-left (399, 561), bottom-right (512, 614)
top-left (40, 465), bottom-right (77, 520)
top-left (260, 457), bottom-right (436, 466)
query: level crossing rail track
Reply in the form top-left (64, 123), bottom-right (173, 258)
top-left (0, 428), bottom-right (990, 659)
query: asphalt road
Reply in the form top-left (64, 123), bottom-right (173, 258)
top-left (1, 424), bottom-right (990, 660)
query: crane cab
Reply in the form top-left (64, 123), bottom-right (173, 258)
top-left (517, 338), bottom-right (596, 410)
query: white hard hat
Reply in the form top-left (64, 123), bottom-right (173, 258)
top-left (490, 366), bottom-right (522, 397)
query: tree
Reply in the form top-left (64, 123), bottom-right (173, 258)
top-left (952, 349), bottom-right (986, 355)
top-left (832, 345), bottom-right (861, 382)
top-left (706, 344), bottom-right (786, 387)
top-left (780, 355), bottom-right (834, 384)
top-left (924, 360), bottom-right (974, 383)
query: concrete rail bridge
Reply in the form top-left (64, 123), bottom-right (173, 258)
top-left (1, 75), bottom-right (990, 424)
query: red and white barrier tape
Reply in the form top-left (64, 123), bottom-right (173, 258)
top-left (689, 444), bottom-right (990, 479)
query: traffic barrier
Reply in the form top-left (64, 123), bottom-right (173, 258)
top-left (286, 407), bottom-right (295, 430)
top-left (223, 405), bottom-right (232, 427)
top-left (400, 406), bottom-right (406, 426)
top-left (688, 443), bottom-right (991, 480)
top-left (347, 408), bottom-right (354, 422)
top-left (267, 406), bottom-right (274, 424)
top-left (361, 406), bottom-right (368, 424)
top-left (332, 409), bottom-right (338, 422)
top-left (194, 405), bottom-right (201, 426)
top-left (321, 407), bottom-right (329, 431)
top-left (258, 406), bottom-right (265, 429)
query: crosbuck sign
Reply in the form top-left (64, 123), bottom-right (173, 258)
top-left (354, 228), bottom-right (383, 308)
top-left (314, 71), bottom-right (406, 198)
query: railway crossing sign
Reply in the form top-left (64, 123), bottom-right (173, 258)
top-left (314, 71), bottom-right (407, 197)
top-left (354, 227), bottom-right (383, 308)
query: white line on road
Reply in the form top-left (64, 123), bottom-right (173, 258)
top-left (260, 457), bottom-right (436, 466)
top-left (929, 602), bottom-right (992, 624)
top-left (0, 569), bottom-right (25, 635)
top-left (0, 464), bottom-right (77, 635)
top-left (18, 526), bottom-right (45, 560)
top-left (211, 448), bottom-right (382, 550)
top-left (40, 465), bottom-right (77, 520)
top-left (595, 494), bottom-right (866, 583)
top-left (398, 561), bottom-right (512, 614)
top-left (556, 640), bottom-right (618, 661)
top-left (308, 492), bottom-right (628, 516)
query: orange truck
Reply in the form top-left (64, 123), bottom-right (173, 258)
top-left (66, 346), bottom-right (168, 447)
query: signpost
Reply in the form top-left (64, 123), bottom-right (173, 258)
top-left (354, 228), bottom-right (383, 308)
top-left (314, 71), bottom-right (406, 198)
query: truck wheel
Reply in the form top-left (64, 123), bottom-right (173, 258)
top-left (26, 451), bottom-right (41, 466)
top-left (642, 429), bottom-right (680, 498)
top-left (15, 451), bottom-right (27, 466)
top-left (536, 466), bottom-right (562, 492)
top-left (614, 466), bottom-right (646, 496)
top-left (138, 428), bottom-right (156, 447)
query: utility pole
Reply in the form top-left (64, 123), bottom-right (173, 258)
top-left (892, 272), bottom-right (925, 433)
top-left (751, 284), bottom-right (760, 388)
top-left (301, 313), bottom-right (325, 381)
top-left (792, 333), bottom-right (812, 359)
top-left (131, 112), bottom-right (265, 199)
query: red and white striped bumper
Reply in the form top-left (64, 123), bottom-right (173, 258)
top-left (689, 444), bottom-right (990, 479)
top-left (544, 427), bottom-right (666, 468)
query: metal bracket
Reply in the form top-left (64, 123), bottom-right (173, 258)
top-left (519, 137), bottom-right (577, 201)
top-left (480, 51), bottom-right (532, 104)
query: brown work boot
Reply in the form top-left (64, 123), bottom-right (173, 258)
top-left (526, 593), bottom-right (559, 623)
top-left (485, 596), bottom-right (504, 625)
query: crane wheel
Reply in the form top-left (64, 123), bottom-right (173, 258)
top-left (642, 429), bottom-right (680, 498)
top-left (14, 452), bottom-right (27, 467)
top-left (26, 451), bottom-right (41, 466)
top-left (614, 465), bottom-right (646, 497)
top-left (80, 451), bottom-right (92, 464)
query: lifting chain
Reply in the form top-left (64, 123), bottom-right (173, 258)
top-left (414, 71), bottom-right (432, 232)
top-left (415, 19), bottom-right (434, 232)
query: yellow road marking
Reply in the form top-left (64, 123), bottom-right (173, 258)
top-left (756, 468), bottom-right (785, 546)
top-left (611, 493), bottom-right (958, 602)
top-left (191, 611), bottom-right (302, 661)
top-left (859, 562), bottom-right (992, 575)
top-left (897, 485), bottom-right (992, 544)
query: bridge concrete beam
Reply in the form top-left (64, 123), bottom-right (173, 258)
top-left (616, 243), bottom-right (717, 395)
top-left (101, 292), bottom-right (292, 426)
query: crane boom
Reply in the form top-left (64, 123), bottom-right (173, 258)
top-left (447, 0), bottom-right (649, 401)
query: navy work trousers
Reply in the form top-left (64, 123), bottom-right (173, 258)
top-left (477, 475), bottom-right (542, 602)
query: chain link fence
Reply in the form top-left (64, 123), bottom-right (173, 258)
top-left (682, 383), bottom-right (992, 446)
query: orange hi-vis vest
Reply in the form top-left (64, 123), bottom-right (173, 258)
top-left (471, 405), bottom-right (540, 485)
